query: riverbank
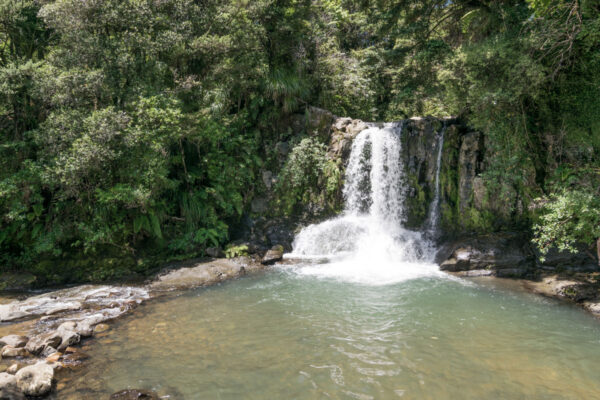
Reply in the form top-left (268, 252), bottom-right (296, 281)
top-left (0, 255), bottom-right (272, 399)
top-left (435, 232), bottom-right (600, 317)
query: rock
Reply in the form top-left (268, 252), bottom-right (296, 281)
top-left (41, 346), bottom-right (58, 358)
top-left (25, 333), bottom-right (61, 355)
top-left (306, 106), bottom-right (335, 139)
top-left (93, 324), bottom-right (110, 334)
top-left (334, 117), bottom-right (352, 131)
top-left (109, 389), bottom-right (159, 400)
top-left (0, 372), bottom-right (24, 400)
top-left (150, 259), bottom-right (264, 292)
top-left (0, 272), bottom-right (36, 292)
top-left (436, 233), bottom-right (533, 272)
top-left (261, 245), bottom-right (284, 265)
top-left (0, 336), bottom-right (28, 349)
top-left (64, 347), bottom-right (77, 354)
top-left (345, 120), bottom-right (369, 137)
top-left (6, 364), bottom-right (20, 374)
top-left (61, 350), bottom-right (89, 366)
top-left (275, 141), bottom-right (290, 157)
top-left (0, 346), bottom-right (29, 358)
top-left (45, 352), bottom-right (62, 363)
top-left (251, 197), bottom-right (269, 214)
top-left (57, 322), bottom-right (81, 351)
top-left (205, 247), bottom-right (224, 258)
top-left (15, 362), bottom-right (54, 397)
top-left (458, 131), bottom-right (483, 217)
top-left (262, 170), bottom-right (274, 190)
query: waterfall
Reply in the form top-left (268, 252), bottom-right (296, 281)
top-left (288, 123), bottom-right (442, 285)
top-left (424, 126), bottom-right (445, 238)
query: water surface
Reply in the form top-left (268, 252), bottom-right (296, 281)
top-left (56, 268), bottom-right (600, 399)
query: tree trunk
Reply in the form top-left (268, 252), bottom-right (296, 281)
top-left (597, 237), bottom-right (600, 267)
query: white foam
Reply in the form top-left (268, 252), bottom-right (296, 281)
top-left (287, 124), bottom-right (445, 285)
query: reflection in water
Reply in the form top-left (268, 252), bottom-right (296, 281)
top-left (55, 272), bottom-right (600, 400)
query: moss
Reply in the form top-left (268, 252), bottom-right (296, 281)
top-left (404, 172), bottom-right (429, 228)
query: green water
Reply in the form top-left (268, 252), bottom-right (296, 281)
top-left (57, 270), bottom-right (600, 399)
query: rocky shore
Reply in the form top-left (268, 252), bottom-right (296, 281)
top-left (435, 232), bottom-right (600, 317)
top-left (0, 253), bottom-right (280, 399)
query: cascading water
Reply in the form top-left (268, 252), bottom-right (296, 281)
top-left (424, 125), bottom-right (445, 238)
top-left (288, 123), bottom-right (442, 285)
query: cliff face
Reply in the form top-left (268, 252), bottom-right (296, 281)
top-left (310, 109), bottom-right (529, 236)
top-left (245, 108), bottom-right (532, 251)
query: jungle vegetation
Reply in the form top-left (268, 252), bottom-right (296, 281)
top-left (1, 0), bottom-right (598, 282)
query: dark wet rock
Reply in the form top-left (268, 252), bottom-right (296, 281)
top-left (534, 245), bottom-right (597, 270)
top-left (205, 247), bottom-right (225, 258)
top-left (436, 233), bottom-right (533, 273)
top-left (0, 372), bottom-right (24, 400)
top-left (109, 389), bottom-right (159, 400)
top-left (61, 350), bottom-right (89, 367)
top-left (275, 141), bottom-right (290, 157)
top-left (251, 197), bottom-right (269, 214)
top-left (451, 269), bottom-right (495, 277)
top-left (0, 346), bottom-right (29, 358)
top-left (0, 337), bottom-right (27, 350)
top-left (15, 362), bottom-right (54, 397)
top-left (0, 273), bottom-right (36, 292)
top-left (261, 245), bottom-right (284, 265)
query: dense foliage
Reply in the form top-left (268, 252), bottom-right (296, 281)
top-left (1, 0), bottom-right (599, 281)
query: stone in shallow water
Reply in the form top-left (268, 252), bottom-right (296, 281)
top-left (0, 336), bottom-right (28, 349)
top-left (0, 346), bottom-right (29, 358)
top-left (6, 363), bottom-right (20, 374)
top-left (25, 333), bottom-right (61, 356)
top-left (45, 352), bottom-right (62, 363)
top-left (15, 362), bottom-right (54, 397)
top-left (109, 389), bottom-right (159, 400)
top-left (93, 324), bottom-right (110, 334)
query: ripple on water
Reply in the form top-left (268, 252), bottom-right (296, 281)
top-left (53, 271), bottom-right (600, 400)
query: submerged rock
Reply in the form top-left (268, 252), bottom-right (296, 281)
top-left (15, 362), bottom-right (53, 397)
top-left (109, 389), bottom-right (159, 400)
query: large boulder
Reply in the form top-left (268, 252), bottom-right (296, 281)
top-left (436, 233), bottom-right (534, 276)
top-left (0, 372), bottom-right (24, 400)
top-left (150, 259), bottom-right (265, 291)
top-left (15, 362), bottom-right (53, 397)
top-left (261, 245), bottom-right (284, 265)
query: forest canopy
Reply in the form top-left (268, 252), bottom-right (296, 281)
top-left (1, 0), bottom-right (599, 281)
